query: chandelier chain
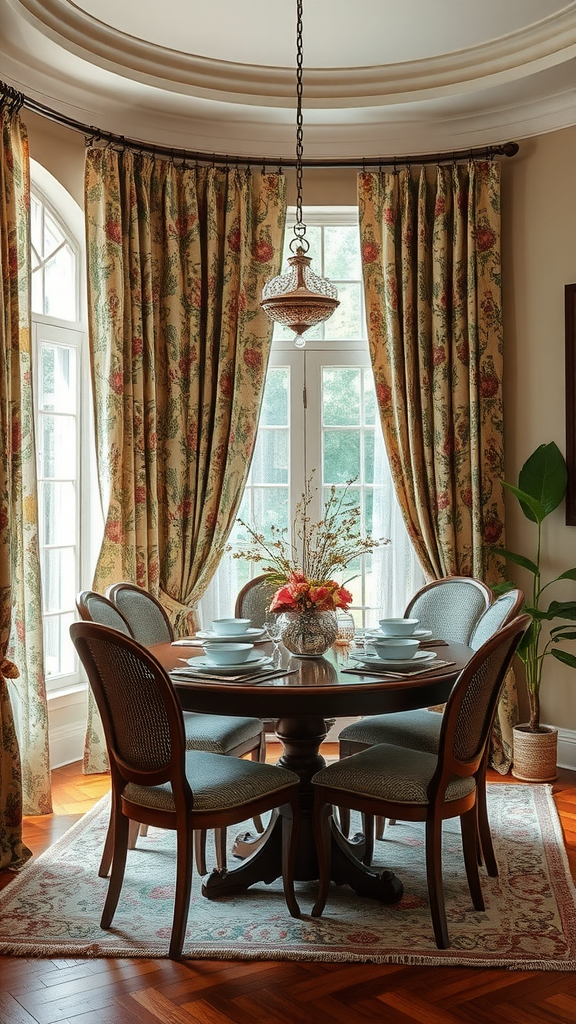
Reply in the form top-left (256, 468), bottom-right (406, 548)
top-left (294, 0), bottom-right (307, 247)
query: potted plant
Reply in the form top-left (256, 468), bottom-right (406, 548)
top-left (494, 441), bottom-right (576, 780)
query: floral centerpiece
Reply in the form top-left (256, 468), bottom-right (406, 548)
top-left (235, 477), bottom-right (387, 655)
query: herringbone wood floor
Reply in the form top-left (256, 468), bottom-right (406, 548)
top-left (1, 749), bottom-right (576, 1024)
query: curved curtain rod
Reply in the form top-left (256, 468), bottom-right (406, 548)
top-left (2, 79), bottom-right (520, 169)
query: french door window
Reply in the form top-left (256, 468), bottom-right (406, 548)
top-left (202, 210), bottom-right (425, 628)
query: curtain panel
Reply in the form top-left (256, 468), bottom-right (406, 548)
top-left (358, 162), bottom-right (514, 770)
top-left (84, 148), bottom-right (286, 771)
top-left (0, 101), bottom-right (51, 868)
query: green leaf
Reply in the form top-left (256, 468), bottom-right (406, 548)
top-left (550, 630), bottom-right (576, 641)
top-left (545, 600), bottom-right (576, 621)
top-left (517, 621), bottom-right (539, 660)
top-left (491, 546), bottom-right (539, 575)
top-left (557, 569), bottom-right (576, 582)
top-left (491, 581), bottom-right (515, 596)
top-left (517, 442), bottom-right (567, 522)
top-left (550, 649), bottom-right (576, 669)
top-left (501, 482), bottom-right (546, 524)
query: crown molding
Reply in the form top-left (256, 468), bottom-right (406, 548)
top-left (10, 0), bottom-right (576, 108)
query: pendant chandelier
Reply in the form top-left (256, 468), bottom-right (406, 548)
top-left (261, 0), bottom-right (339, 348)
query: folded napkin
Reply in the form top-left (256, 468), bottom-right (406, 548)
top-left (341, 659), bottom-right (456, 679)
top-left (418, 638), bottom-right (449, 647)
top-left (170, 666), bottom-right (298, 685)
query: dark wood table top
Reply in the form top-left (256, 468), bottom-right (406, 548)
top-left (150, 639), bottom-right (472, 720)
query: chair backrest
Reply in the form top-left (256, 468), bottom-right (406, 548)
top-left (70, 621), bottom-right (189, 796)
top-left (76, 590), bottom-right (134, 636)
top-left (433, 614), bottom-right (531, 791)
top-left (405, 576), bottom-right (492, 644)
top-left (234, 574), bottom-right (278, 627)
top-left (469, 588), bottom-right (524, 651)
top-left (107, 583), bottom-right (174, 645)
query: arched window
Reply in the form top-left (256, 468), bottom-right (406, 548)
top-left (30, 165), bottom-right (94, 689)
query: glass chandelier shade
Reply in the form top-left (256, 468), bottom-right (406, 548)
top-left (260, 0), bottom-right (339, 348)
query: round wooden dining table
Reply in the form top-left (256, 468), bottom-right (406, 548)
top-left (150, 639), bottom-right (472, 905)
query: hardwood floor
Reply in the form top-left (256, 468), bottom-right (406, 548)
top-left (1, 750), bottom-right (576, 1024)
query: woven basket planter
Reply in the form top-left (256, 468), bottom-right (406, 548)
top-left (512, 724), bottom-right (558, 782)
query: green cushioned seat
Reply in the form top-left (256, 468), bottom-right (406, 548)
top-left (126, 749), bottom-right (299, 813)
top-left (313, 742), bottom-right (475, 804)
top-left (183, 714), bottom-right (264, 754)
top-left (339, 709), bottom-right (441, 753)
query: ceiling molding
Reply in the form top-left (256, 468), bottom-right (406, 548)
top-left (11, 0), bottom-right (576, 108)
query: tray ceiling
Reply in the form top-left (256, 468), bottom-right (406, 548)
top-left (2, 0), bottom-right (576, 158)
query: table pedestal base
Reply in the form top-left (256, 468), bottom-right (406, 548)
top-left (201, 715), bottom-right (403, 906)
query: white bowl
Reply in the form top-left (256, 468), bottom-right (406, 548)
top-left (203, 642), bottom-right (254, 665)
top-left (378, 617), bottom-right (419, 636)
top-left (368, 637), bottom-right (420, 660)
top-left (210, 618), bottom-right (251, 636)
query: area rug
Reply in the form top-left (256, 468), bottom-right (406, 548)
top-left (1, 784), bottom-right (575, 969)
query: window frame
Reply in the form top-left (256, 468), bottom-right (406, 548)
top-left (30, 172), bottom-right (92, 694)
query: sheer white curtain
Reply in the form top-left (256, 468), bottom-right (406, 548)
top-left (199, 420), bottom-right (426, 627)
top-left (369, 420), bottom-right (426, 623)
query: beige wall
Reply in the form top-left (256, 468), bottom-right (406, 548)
top-left (501, 126), bottom-right (576, 732)
top-left (25, 115), bottom-right (576, 734)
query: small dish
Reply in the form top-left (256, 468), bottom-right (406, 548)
top-left (378, 617), bottom-right (419, 636)
top-left (350, 650), bottom-right (437, 670)
top-left (367, 637), bottom-right (420, 660)
top-left (366, 627), bottom-right (432, 640)
top-left (185, 652), bottom-right (272, 675)
top-left (210, 618), bottom-right (252, 636)
top-left (196, 627), bottom-right (266, 642)
top-left (202, 642), bottom-right (254, 665)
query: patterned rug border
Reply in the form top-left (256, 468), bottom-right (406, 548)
top-left (1, 784), bottom-right (576, 969)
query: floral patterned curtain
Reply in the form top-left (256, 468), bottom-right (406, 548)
top-left (84, 148), bottom-right (286, 771)
top-left (0, 95), bottom-right (51, 868)
top-left (358, 162), bottom-right (515, 771)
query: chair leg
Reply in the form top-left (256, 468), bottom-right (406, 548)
top-left (281, 793), bottom-right (301, 919)
top-left (169, 823), bottom-right (194, 960)
top-left (338, 807), bottom-right (351, 838)
top-left (194, 830), bottom-right (207, 875)
top-left (376, 815), bottom-right (387, 839)
top-left (476, 755), bottom-right (498, 876)
top-left (312, 795), bottom-right (332, 917)
top-left (461, 807), bottom-right (485, 911)
top-left (128, 819), bottom-right (140, 849)
top-left (361, 814), bottom-right (374, 866)
top-left (425, 813), bottom-right (449, 949)
top-left (101, 809), bottom-right (129, 929)
top-left (251, 733), bottom-right (266, 834)
top-left (99, 802), bottom-right (115, 878)
top-left (215, 827), bottom-right (227, 871)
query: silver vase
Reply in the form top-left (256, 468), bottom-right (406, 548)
top-left (279, 609), bottom-right (338, 656)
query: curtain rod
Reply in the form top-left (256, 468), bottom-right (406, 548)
top-left (4, 81), bottom-right (520, 169)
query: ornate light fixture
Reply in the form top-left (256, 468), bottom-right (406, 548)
top-left (261, 0), bottom-right (339, 348)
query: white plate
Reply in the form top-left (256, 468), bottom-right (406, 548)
top-left (350, 650), bottom-right (437, 670)
top-left (196, 628), bottom-right (266, 642)
top-left (185, 653), bottom-right (273, 675)
top-left (366, 628), bottom-right (433, 640)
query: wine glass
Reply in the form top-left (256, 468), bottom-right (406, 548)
top-left (263, 614), bottom-right (283, 663)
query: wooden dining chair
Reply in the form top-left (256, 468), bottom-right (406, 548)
top-left (106, 582), bottom-right (175, 644)
top-left (234, 574), bottom-right (278, 627)
top-left (404, 576), bottom-right (493, 644)
top-left (77, 589), bottom-right (266, 875)
top-left (338, 589), bottom-right (524, 871)
top-left (312, 614), bottom-right (530, 949)
top-left (70, 621), bottom-right (301, 958)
